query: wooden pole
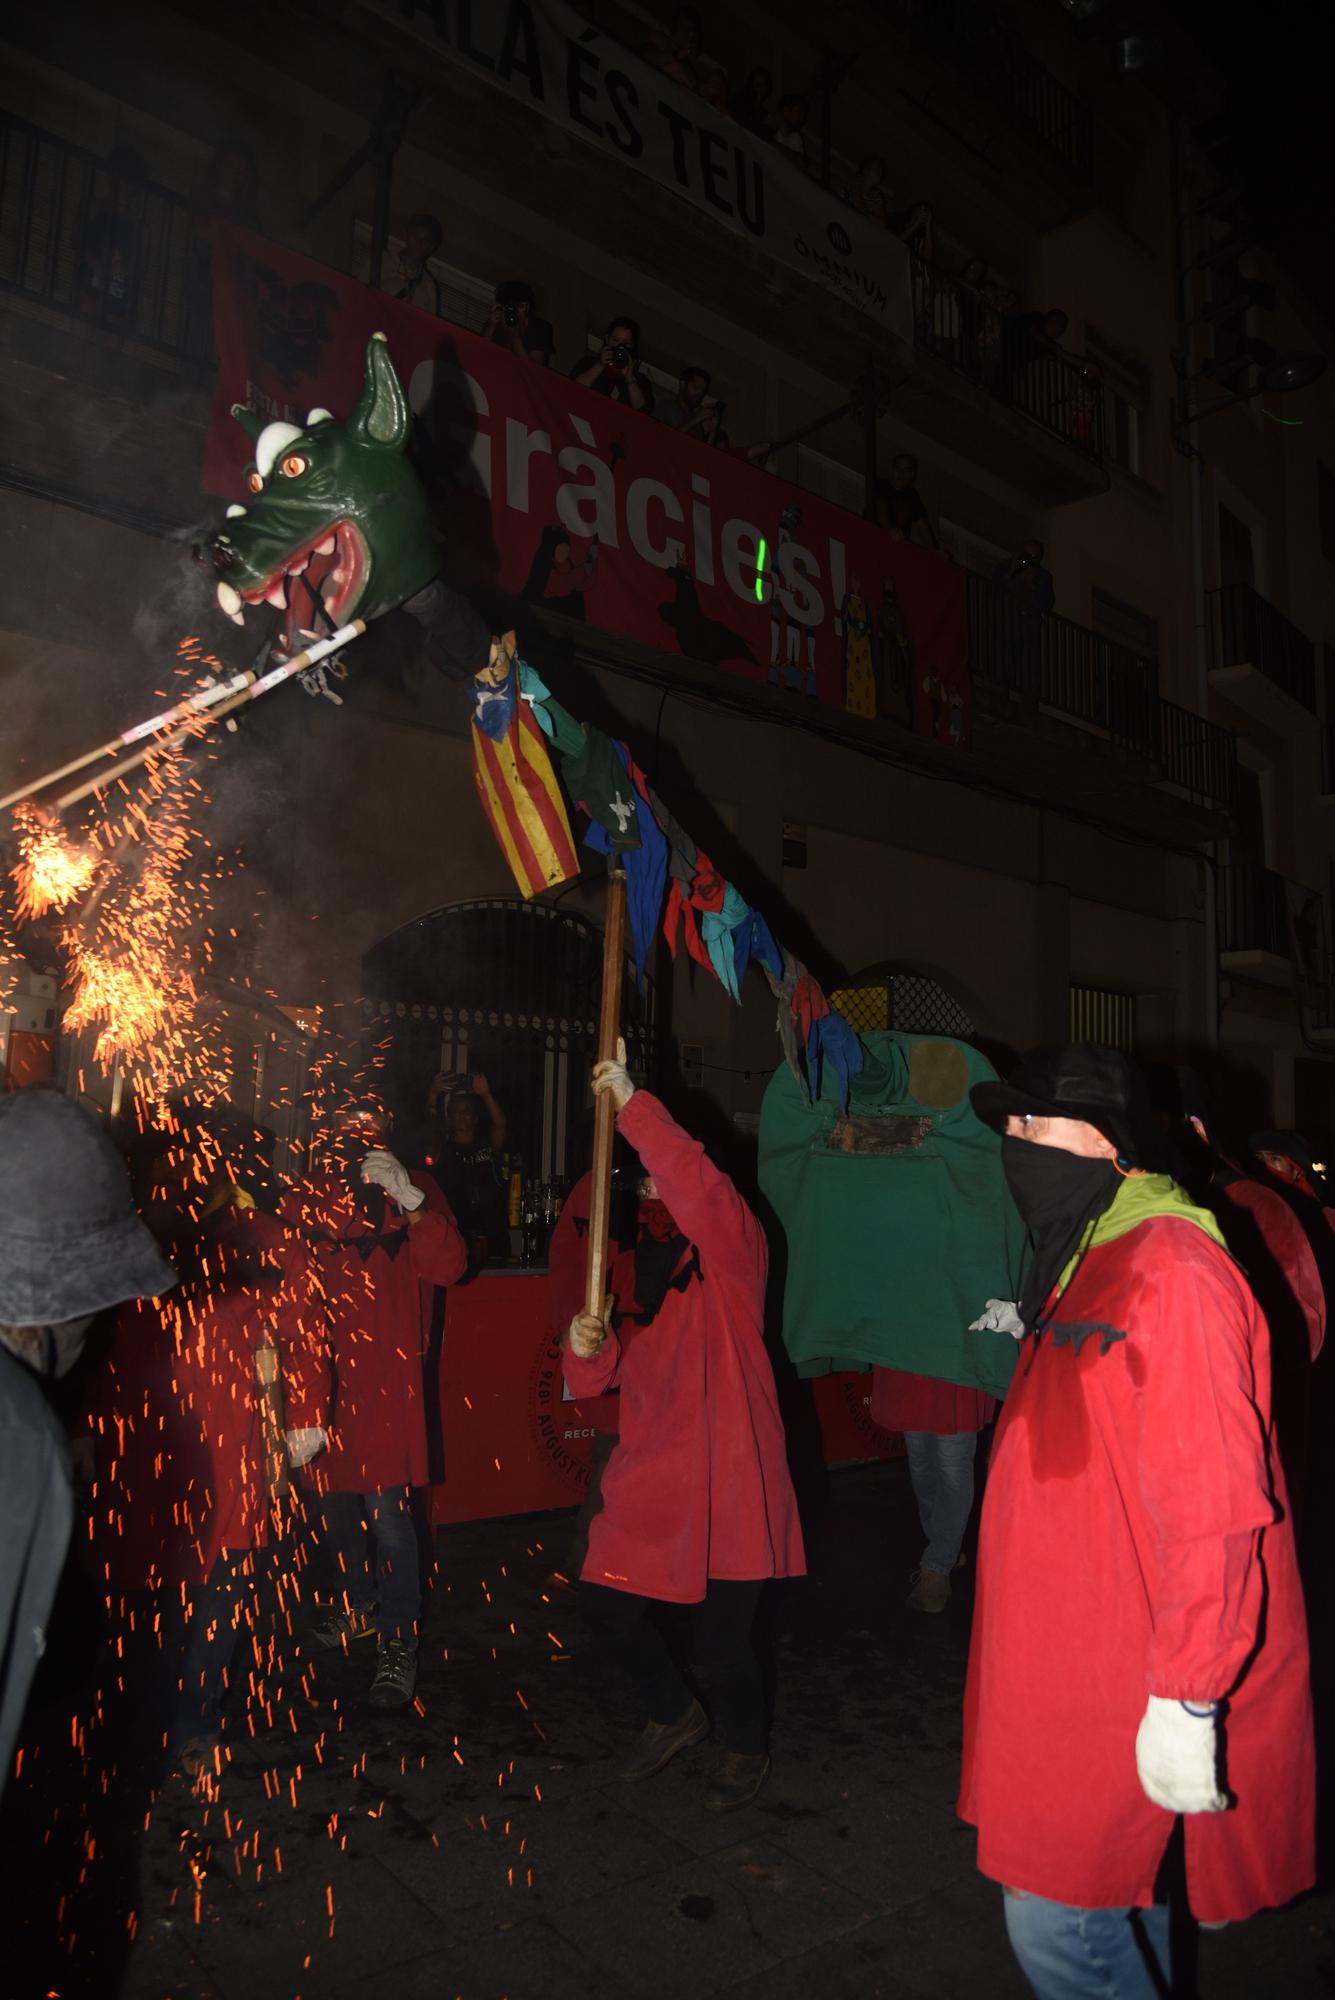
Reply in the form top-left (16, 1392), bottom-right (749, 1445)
top-left (254, 1339), bottom-right (291, 1502)
top-left (585, 866), bottom-right (628, 1320)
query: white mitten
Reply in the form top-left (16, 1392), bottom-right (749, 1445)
top-left (969, 1299), bottom-right (1025, 1338)
top-left (285, 1425), bottom-right (327, 1468)
top-left (361, 1147), bottom-right (425, 1212)
top-left (1135, 1696), bottom-right (1228, 1813)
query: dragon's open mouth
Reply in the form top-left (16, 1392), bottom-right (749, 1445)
top-left (214, 519), bottom-right (366, 655)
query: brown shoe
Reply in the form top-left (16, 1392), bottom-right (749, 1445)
top-left (907, 1566), bottom-right (951, 1613)
top-left (615, 1699), bottom-right (709, 1782)
top-left (703, 1750), bottom-right (771, 1813)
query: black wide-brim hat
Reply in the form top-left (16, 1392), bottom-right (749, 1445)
top-left (971, 1041), bottom-right (1142, 1161)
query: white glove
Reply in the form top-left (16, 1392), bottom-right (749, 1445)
top-left (1135, 1696), bottom-right (1228, 1814)
top-left (361, 1147), bottom-right (425, 1211)
top-left (591, 1035), bottom-right (635, 1112)
top-left (285, 1425), bottom-right (327, 1467)
top-left (567, 1296), bottom-right (612, 1359)
top-left (969, 1299), bottom-right (1025, 1338)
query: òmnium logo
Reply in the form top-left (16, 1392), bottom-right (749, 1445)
top-left (827, 220), bottom-right (853, 257)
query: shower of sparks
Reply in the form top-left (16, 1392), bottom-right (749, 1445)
top-left (11, 804), bottom-right (98, 920)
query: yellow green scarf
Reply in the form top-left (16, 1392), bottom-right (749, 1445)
top-left (1057, 1172), bottom-right (1226, 1295)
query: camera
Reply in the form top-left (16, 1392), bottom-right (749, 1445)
top-left (1015, 553), bottom-right (1036, 569)
top-left (608, 343), bottom-right (632, 371)
top-left (503, 304), bottom-right (519, 327)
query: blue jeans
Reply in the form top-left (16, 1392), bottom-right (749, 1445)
top-left (1004, 1890), bottom-right (1172, 1999)
top-left (321, 1488), bottom-right (420, 1646)
top-left (903, 1428), bottom-right (977, 1573)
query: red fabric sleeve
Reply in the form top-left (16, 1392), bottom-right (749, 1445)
top-left (617, 1091), bottom-right (764, 1276)
top-left (563, 1327), bottom-right (623, 1399)
top-left (405, 1174), bottom-right (468, 1288)
top-left (274, 1291), bottom-right (333, 1432)
top-left (1135, 1229), bottom-right (1278, 1699)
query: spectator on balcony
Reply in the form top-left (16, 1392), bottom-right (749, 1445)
top-left (657, 366), bottom-right (724, 444)
top-left (957, 257), bottom-right (1013, 378)
top-left (886, 193), bottom-right (934, 261)
top-left (873, 456), bottom-right (938, 551)
top-left (76, 144), bottom-right (150, 323)
top-left (570, 316), bottom-right (655, 413)
top-left (731, 67), bottom-right (774, 137)
top-left (770, 95), bottom-right (812, 175)
top-left (485, 280), bottom-right (555, 366)
top-left (847, 155), bottom-right (890, 226)
top-left (1002, 305), bottom-right (1070, 401)
top-left (380, 214), bottom-right (444, 316)
top-left (642, 7), bottom-right (728, 109)
top-left (991, 540), bottom-right (1054, 707)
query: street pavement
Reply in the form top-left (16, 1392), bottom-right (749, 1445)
top-left (6, 1459), bottom-right (1335, 1998)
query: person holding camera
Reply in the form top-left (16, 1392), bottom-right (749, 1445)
top-left (486, 280), bottom-right (555, 367)
top-left (569, 315), bottom-right (654, 413)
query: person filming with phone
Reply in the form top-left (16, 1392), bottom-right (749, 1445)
top-left (569, 314), bottom-right (654, 413)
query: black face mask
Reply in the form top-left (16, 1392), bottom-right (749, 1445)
top-left (1002, 1136), bottom-right (1119, 1330)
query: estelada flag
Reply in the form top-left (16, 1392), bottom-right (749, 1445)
top-left (471, 699), bottom-right (579, 900)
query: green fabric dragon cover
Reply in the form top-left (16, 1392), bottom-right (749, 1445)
top-left (759, 1031), bottom-right (1028, 1397)
top-left (199, 333), bottom-right (440, 656)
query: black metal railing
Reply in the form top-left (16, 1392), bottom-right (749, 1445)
top-left (888, 0), bottom-right (1091, 176)
top-left (912, 258), bottom-right (1104, 462)
top-left (1156, 698), bottom-right (1238, 814)
top-left (0, 114), bottom-right (210, 362)
top-left (1207, 582), bottom-right (1317, 713)
top-left (1218, 862), bottom-right (1292, 960)
top-left (966, 573), bottom-right (1237, 812)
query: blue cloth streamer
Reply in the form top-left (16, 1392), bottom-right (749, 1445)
top-left (807, 1011), bottom-right (865, 1111)
top-left (582, 744), bottom-right (667, 988)
top-left (731, 905), bottom-right (783, 988)
top-left (471, 659), bottom-right (517, 742)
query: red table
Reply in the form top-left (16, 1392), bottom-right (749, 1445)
top-left (427, 1270), bottom-right (900, 1526)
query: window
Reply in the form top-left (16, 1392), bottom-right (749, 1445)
top-left (1218, 504), bottom-right (1255, 592)
top-left (1085, 330), bottom-right (1148, 477)
top-left (1069, 985), bottom-right (1136, 1052)
top-left (1091, 588), bottom-right (1158, 662)
top-left (1319, 464), bottom-right (1335, 565)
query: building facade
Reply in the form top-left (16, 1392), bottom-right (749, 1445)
top-left (0, 0), bottom-right (1330, 1155)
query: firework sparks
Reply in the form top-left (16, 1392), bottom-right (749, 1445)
top-left (11, 805), bottom-right (98, 921)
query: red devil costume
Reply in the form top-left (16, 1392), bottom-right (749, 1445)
top-left (562, 1091), bottom-right (804, 1602)
top-left (963, 1046), bottom-right (1314, 1981)
top-left (277, 1168), bottom-right (465, 1493)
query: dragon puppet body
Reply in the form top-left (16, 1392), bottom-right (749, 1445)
top-left (196, 332), bottom-right (489, 688)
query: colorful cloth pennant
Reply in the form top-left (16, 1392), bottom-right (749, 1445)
top-left (471, 697), bottom-right (579, 900)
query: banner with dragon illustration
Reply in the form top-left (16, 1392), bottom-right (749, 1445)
top-left (205, 226), bottom-right (970, 744)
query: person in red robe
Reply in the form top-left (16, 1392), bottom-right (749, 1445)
top-left (87, 1157), bottom-right (332, 1775)
top-left (961, 1044), bottom-right (1314, 1998)
top-left (563, 1042), bottom-right (805, 1814)
top-left (277, 1104), bottom-right (466, 1707)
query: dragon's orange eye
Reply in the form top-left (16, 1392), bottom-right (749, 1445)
top-left (280, 454), bottom-right (308, 478)
top-left (247, 471), bottom-right (263, 493)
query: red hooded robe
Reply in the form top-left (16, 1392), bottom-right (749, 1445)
top-left (959, 1215), bottom-right (1314, 1924)
top-left (562, 1091), bottom-right (805, 1603)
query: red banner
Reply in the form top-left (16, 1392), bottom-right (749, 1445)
top-left (207, 228), bottom-right (969, 743)
top-left (428, 1272), bottom-right (899, 1527)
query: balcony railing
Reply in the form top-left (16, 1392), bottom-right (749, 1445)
top-left (0, 113), bottom-right (210, 363)
top-left (1218, 861), bottom-right (1301, 963)
top-left (912, 259), bottom-right (1104, 462)
top-left (966, 573), bottom-right (1236, 812)
top-left (888, 0), bottom-right (1091, 176)
top-left (1207, 582), bottom-right (1316, 713)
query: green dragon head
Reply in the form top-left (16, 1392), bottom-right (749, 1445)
top-left (196, 334), bottom-right (439, 653)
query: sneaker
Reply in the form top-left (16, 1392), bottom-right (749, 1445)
top-left (907, 1567), bottom-right (951, 1614)
top-left (309, 1600), bottom-right (378, 1650)
top-left (703, 1750), bottom-right (771, 1813)
top-left (614, 1698), bottom-right (709, 1782)
top-left (369, 1641), bottom-right (418, 1707)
